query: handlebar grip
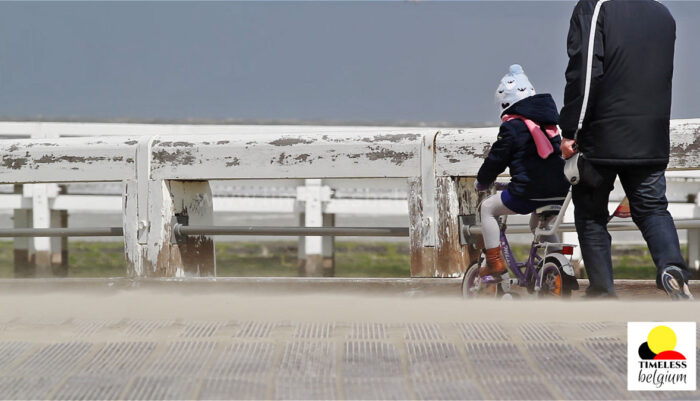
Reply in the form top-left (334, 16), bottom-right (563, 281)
top-left (493, 182), bottom-right (509, 191)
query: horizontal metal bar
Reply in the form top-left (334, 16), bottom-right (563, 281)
top-left (0, 225), bottom-right (409, 238)
top-left (0, 227), bottom-right (124, 238)
top-left (466, 218), bottom-right (700, 236)
top-left (5, 218), bottom-right (700, 238)
top-left (175, 225), bottom-right (409, 237)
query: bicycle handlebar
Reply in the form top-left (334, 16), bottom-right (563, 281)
top-left (493, 182), bottom-right (509, 191)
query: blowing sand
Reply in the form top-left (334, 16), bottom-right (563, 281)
top-left (2, 285), bottom-right (698, 326)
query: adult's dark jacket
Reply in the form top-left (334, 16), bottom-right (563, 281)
top-left (559, 0), bottom-right (675, 166)
top-left (477, 94), bottom-right (570, 201)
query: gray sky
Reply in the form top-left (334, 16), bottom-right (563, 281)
top-left (0, 1), bottom-right (698, 126)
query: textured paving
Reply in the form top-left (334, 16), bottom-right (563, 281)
top-left (0, 318), bottom-right (698, 400)
top-left (0, 279), bottom-right (699, 400)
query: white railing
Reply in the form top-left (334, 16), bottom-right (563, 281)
top-left (0, 121), bottom-right (439, 138)
top-left (2, 119), bottom-right (700, 278)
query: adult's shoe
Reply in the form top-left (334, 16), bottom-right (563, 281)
top-left (660, 266), bottom-right (694, 301)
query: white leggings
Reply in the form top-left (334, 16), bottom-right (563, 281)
top-left (480, 194), bottom-right (559, 249)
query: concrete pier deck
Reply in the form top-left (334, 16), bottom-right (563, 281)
top-left (0, 278), bottom-right (698, 400)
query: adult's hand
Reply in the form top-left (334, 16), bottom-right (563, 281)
top-left (561, 138), bottom-right (578, 159)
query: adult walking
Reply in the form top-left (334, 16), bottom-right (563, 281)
top-left (559, 0), bottom-right (693, 299)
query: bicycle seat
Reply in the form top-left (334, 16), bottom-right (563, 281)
top-left (535, 204), bottom-right (561, 218)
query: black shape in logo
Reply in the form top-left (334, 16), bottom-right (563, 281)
top-left (638, 342), bottom-right (657, 360)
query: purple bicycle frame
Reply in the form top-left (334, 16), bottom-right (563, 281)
top-left (496, 223), bottom-right (542, 287)
top-left (480, 181), bottom-right (550, 289)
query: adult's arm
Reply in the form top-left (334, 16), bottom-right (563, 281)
top-left (559, 0), bottom-right (605, 140)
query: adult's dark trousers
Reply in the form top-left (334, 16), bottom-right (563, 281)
top-left (571, 164), bottom-right (690, 297)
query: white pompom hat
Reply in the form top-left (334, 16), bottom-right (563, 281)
top-left (495, 64), bottom-right (536, 115)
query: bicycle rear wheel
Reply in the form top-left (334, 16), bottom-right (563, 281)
top-left (538, 262), bottom-right (563, 297)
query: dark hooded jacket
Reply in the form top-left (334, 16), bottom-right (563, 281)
top-left (477, 94), bottom-right (570, 201)
top-left (559, 0), bottom-right (675, 166)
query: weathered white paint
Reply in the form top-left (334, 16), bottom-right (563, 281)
top-left (27, 125), bottom-right (61, 268)
top-left (122, 180), bottom-right (140, 276)
top-left (142, 179), bottom-right (171, 275)
top-left (29, 183), bottom-right (52, 274)
top-left (136, 136), bottom-right (157, 245)
top-left (667, 119), bottom-right (700, 170)
top-left (2, 119), bottom-right (699, 278)
top-left (420, 133), bottom-right (438, 247)
top-left (0, 136), bottom-right (138, 183)
top-left (300, 180), bottom-right (325, 254)
top-left (434, 127), bottom-right (496, 178)
top-left (125, 178), bottom-right (172, 276)
top-left (148, 132), bottom-right (428, 180)
top-left (168, 181), bottom-right (216, 277)
top-left (435, 177), bottom-right (470, 278)
top-left (123, 179), bottom-right (216, 277)
top-left (2, 120), bottom-right (697, 186)
top-left (297, 179), bottom-right (328, 275)
top-left (435, 119), bottom-right (700, 176)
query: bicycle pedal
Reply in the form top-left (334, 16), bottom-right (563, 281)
top-left (481, 275), bottom-right (502, 283)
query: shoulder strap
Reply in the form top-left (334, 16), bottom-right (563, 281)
top-left (575, 0), bottom-right (609, 141)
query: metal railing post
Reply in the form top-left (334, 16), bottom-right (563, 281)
top-left (13, 208), bottom-right (33, 277)
top-left (689, 196), bottom-right (700, 271)
top-left (297, 179), bottom-right (332, 276)
top-left (29, 183), bottom-right (52, 275)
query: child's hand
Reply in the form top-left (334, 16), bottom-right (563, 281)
top-left (474, 181), bottom-right (490, 192)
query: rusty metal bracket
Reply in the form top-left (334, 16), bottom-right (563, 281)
top-left (458, 214), bottom-right (478, 246)
top-left (171, 212), bottom-right (189, 244)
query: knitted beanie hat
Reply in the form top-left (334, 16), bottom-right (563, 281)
top-left (495, 64), bottom-right (536, 114)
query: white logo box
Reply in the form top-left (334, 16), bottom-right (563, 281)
top-left (628, 322), bottom-right (696, 391)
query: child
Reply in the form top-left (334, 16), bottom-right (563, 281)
top-left (475, 64), bottom-right (570, 278)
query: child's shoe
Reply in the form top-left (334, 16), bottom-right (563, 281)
top-left (479, 247), bottom-right (507, 277)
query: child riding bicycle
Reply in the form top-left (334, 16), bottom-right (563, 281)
top-left (475, 64), bottom-right (570, 279)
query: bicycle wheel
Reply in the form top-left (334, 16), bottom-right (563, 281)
top-left (538, 262), bottom-right (563, 297)
top-left (462, 258), bottom-right (506, 299)
top-left (539, 256), bottom-right (575, 297)
top-left (461, 261), bottom-right (483, 299)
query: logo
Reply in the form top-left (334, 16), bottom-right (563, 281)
top-left (628, 322), bottom-right (696, 391)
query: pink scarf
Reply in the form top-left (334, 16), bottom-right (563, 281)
top-left (502, 114), bottom-right (559, 159)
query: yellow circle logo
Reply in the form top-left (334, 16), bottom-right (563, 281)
top-left (647, 325), bottom-right (677, 355)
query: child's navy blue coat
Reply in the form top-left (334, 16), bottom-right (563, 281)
top-left (477, 94), bottom-right (570, 201)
